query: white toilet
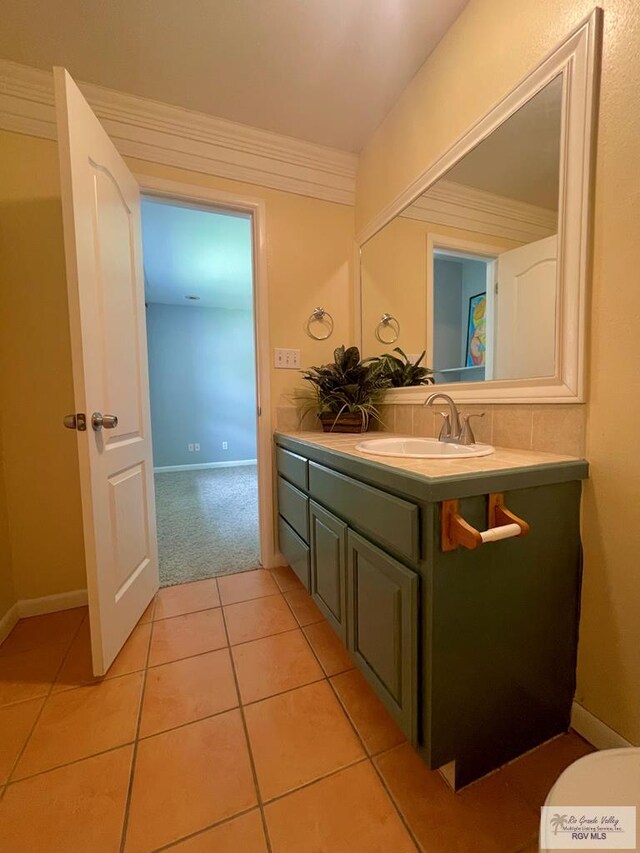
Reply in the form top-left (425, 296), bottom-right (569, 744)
top-left (540, 747), bottom-right (640, 852)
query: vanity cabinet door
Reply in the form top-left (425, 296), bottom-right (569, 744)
top-left (347, 530), bottom-right (418, 742)
top-left (309, 501), bottom-right (348, 642)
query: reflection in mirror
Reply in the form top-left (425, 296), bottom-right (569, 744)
top-left (360, 74), bottom-right (563, 385)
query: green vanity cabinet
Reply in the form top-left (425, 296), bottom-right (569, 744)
top-left (347, 530), bottom-right (418, 741)
top-left (275, 432), bottom-right (588, 789)
top-left (278, 516), bottom-right (310, 589)
top-left (309, 501), bottom-right (348, 641)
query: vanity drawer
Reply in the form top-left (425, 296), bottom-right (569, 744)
top-left (277, 476), bottom-right (309, 542)
top-left (276, 446), bottom-right (308, 490)
top-left (308, 462), bottom-right (420, 563)
top-left (278, 517), bottom-right (310, 590)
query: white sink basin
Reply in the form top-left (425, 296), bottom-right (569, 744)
top-left (355, 437), bottom-right (495, 459)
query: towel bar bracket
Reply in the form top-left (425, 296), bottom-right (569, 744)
top-left (441, 493), bottom-right (530, 552)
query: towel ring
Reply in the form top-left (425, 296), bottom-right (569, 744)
top-left (306, 307), bottom-right (334, 341)
top-left (375, 313), bottom-right (400, 344)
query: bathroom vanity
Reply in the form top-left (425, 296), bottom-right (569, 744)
top-left (275, 430), bottom-right (588, 788)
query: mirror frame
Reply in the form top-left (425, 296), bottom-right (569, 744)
top-left (355, 9), bottom-right (601, 404)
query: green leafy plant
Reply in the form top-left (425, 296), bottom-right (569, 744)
top-left (299, 345), bottom-right (390, 431)
top-left (368, 347), bottom-right (435, 387)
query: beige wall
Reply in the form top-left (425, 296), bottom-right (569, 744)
top-left (360, 214), bottom-right (518, 359)
top-left (0, 130), bottom-right (354, 608)
top-left (0, 429), bottom-right (16, 620)
top-left (356, 0), bottom-right (640, 744)
top-left (0, 131), bottom-right (86, 604)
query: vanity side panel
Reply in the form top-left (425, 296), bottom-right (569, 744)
top-left (424, 480), bottom-right (582, 785)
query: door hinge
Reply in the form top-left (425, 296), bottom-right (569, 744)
top-left (494, 281), bottom-right (499, 295)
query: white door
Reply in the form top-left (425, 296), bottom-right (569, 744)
top-left (494, 234), bottom-right (558, 380)
top-left (55, 68), bottom-right (159, 675)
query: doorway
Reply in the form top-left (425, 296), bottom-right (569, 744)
top-left (140, 195), bottom-right (261, 586)
top-left (431, 248), bottom-right (496, 384)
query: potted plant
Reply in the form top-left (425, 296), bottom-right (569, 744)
top-left (367, 347), bottom-right (435, 387)
top-left (299, 345), bottom-right (390, 433)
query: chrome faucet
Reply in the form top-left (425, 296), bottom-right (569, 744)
top-left (424, 393), bottom-right (484, 445)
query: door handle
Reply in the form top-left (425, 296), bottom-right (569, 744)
top-left (91, 412), bottom-right (118, 431)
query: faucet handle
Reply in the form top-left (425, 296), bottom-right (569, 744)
top-left (435, 410), bottom-right (452, 440)
top-left (459, 412), bottom-right (485, 445)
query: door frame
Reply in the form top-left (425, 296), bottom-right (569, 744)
top-left (427, 233), bottom-right (504, 382)
top-left (135, 174), bottom-right (276, 568)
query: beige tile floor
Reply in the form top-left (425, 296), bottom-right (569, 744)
top-left (0, 567), bottom-right (594, 852)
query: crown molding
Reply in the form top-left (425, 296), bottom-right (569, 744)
top-left (0, 59), bottom-right (357, 205)
top-left (402, 179), bottom-right (557, 243)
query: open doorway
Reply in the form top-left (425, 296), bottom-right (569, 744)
top-left (432, 248), bottom-right (496, 384)
top-left (141, 196), bottom-right (260, 586)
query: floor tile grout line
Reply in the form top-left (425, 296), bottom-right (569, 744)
top-left (324, 675), bottom-right (422, 852)
top-left (220, 602), bottom-right (274, 853)
top-left (118, 606), bottom-right (157, 853)
top-left (152, 804), bottom-right (261, 851)
top-left (1, 611), bottom-right (87, 800)
top-left (3, 694), bottom-right (252, 789)
top-left (327, 675), bottom-right (405, 761)
top-left (258, 756), bottom-right (369, 808)
top-left (367, 750), bottom-right (423, 851)
top-left (280, 585), bottom-right (422, 852)
top-left (3, 630), bottom-right (339, 789)
top-left (3, 740), bottom-right (137, 788)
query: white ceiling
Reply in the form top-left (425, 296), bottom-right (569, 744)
top-left (0, 0), bottom-right (469, 152)
top-left (141, 199), bottom-right (254, 310)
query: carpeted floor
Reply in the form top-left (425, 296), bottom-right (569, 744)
top-left (154, 465), bottom-right (260, 587)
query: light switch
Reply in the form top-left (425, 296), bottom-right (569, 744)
top-left (274, 348), bottom-right (301, 369)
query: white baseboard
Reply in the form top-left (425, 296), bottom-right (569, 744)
top-left (0, 588), bottom-right (88, 644)
top-left (571, 701), bottom-right (635, 750)
top-left (154, 459), bottom-right (257, 473)
top-left (18, 588), bottom-right (89, 618)
top-left (0, 602), bottom-right (20, 645)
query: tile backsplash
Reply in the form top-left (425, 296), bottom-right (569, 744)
top-left (276, 402), bottom-right (586, 457)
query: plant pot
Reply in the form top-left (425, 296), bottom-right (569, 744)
top-left (318, 412), bottom-right (368, 433)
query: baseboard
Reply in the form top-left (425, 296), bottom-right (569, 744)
top-left (571, 701), bottom-right (635, 749)
top-left (0, 602), bottom-right (20, 645)
top-left (154, 459), bottom-right (257, 473)
top-left (18, 589), bottom-right (89, 618)
top-left (0, 589), bottom-right (88, 643)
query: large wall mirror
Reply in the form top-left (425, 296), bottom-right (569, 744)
top-left (357, 11), bottom-right (601, 403)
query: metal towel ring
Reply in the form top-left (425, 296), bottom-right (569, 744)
top-left (375, 313), bottom-right (400, 344)
top-left (305, 307), bottom-right (334, 341)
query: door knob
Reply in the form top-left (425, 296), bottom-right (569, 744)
top-left (91, 412), bottom-right (118, 431)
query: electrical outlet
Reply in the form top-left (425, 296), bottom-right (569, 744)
top-left (188, 443), bottom-right (194, 452)
top-left (194, 443), bottom-right (200, 452)
top-left (274, 348), bottom-right (301, 369)
top-left (222, 441), bottom-right (228, 450)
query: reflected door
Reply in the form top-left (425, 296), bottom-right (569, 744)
top-left (494, 235), bottom-right (558, 380)
top-left (55, 68), bottom-right (159, 675)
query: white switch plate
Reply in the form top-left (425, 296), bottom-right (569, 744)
top-left (188, 443), bottom-right (194, 452)
top-left (222, 441), bottom-right (228, 450)
top-left (274, 348), bottom-right (301, 369)
top-left (194, 443), bottom-right (200, 451)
